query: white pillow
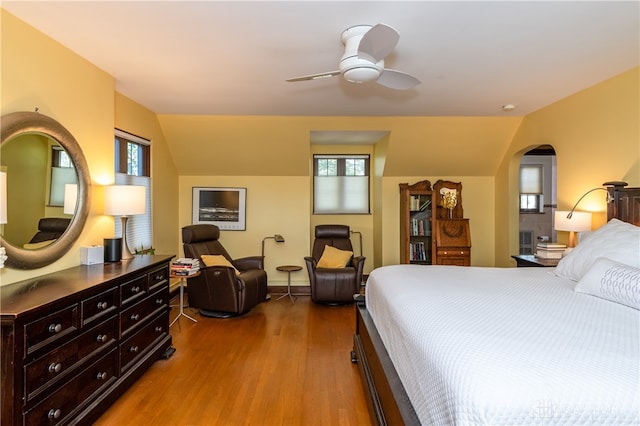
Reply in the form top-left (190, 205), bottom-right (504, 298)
top-left (575, 257), bottom-right (639, 310)
top-left (555, 219), bottom-right (640, 281)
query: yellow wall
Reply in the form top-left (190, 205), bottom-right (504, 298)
top-left (2, 9), bottom-right (637, 287)
top-left (1, 9), bottom-right (115, 284)
top-left (1, 10), bottom-right (178, 285)
top-left (114, 93), bottom-right (179, 258)
top-left (494, 67), bottom-right (640, 266)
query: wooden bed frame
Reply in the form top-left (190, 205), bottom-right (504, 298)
top-left (351, 183), bottom-right (639, 426)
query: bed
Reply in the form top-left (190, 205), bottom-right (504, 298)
top-left (352, 185), bottom-right (640, 425)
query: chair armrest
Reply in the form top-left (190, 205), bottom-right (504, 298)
top-left (233, 256), bottom-right (264, 271)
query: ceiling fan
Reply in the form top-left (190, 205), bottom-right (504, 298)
top-left (286, 23), bottom-right (420, 90)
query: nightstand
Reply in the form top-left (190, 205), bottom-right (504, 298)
top-left (511, 255), bottom-right (560, 267)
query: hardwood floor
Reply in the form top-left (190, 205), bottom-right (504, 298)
top-left (94, 294), bottom-right (372, 426)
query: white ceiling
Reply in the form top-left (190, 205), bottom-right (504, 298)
top-left (3, 1), bottom-right (639, 118)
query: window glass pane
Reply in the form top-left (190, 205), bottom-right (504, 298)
top-left (520, 165), bottom-right (542, 194)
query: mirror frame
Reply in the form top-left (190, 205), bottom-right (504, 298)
top-left (1, 111), bottom-right (91, 269)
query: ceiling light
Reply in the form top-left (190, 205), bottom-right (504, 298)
top-left (502, 104), bottom-right (516, 112)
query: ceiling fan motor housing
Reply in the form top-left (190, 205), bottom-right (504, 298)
top-left (340, 25), bottom-right (383, 83)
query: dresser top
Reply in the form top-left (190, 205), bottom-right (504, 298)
top-left (1, 254), bottom-right (174, 317)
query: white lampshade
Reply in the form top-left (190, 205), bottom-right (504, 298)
top-left (104, 185), bottom-right (146, 216)
top-left (554, 211), bottom-right (592, 232)
top-left (63, 184), bottom-right (78, 215)
top-left (0, 171), bottom-right (6, 224)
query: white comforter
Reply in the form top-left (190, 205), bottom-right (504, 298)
top-left (366, 265), bottom-right (640, 425)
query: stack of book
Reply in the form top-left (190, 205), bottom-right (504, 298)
top-left (170, 258), bottom-right (200, 276)
top-left (535, 243), bottom-right (567, 259)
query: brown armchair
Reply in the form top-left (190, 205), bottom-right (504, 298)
top-left (304, 225), bottom-right (365, 304)
top-left (182, 224), bottom-right (268, 318)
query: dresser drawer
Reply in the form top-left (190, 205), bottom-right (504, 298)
top-left (120, 287), bottom-right (167, 337)
top-left (23, 349), bottom-right (118, 426)
top-left (120, 313), bottom-right (168, 374)
top-left (25, 305), bottom-right (79, 355)
top-left (148, 265), bottom-right (169, 291)
top-left (25, 317), bottom-right (117, 402)
top-left (82, 287), bottom-right (118, 325)
top-left (120, 274), bottom-right (147, 306)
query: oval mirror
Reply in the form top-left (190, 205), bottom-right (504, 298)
top-left (1, 111), bottom-right (91, 269)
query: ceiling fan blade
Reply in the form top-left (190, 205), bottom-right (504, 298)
top-left (286, 71), bottom-right (341, 82)
top-left (357, 23), bottom-right (399, 63)
top-left (377, 69), bottom-right (421, 90)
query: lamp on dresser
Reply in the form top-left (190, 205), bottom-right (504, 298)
top-left (104, 185), bottom-right (146, 259)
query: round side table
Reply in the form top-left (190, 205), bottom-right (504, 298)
top-left (276, 265), bottom-right (302, 304)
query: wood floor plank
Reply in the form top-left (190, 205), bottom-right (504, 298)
top-left (94, 295), bottom-right (371, 426)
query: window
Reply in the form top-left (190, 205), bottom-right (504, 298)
top-left (519, 164), bottom-right (543, 213)
top-left (49, 147), bottom-right (77, 206)
top-left (313, 154), bottom-right (369, 214)
top-left (114, 129), bottom-right (152, 252)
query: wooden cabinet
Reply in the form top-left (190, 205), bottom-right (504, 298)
top-left (400, 180), bottom-right (471, 266)
top-left (1, 255), bottom-right (174, 426)
top-left (435, 218), bottom-right (471, 266)
top-left (400, 180), bottom-right (435, 264)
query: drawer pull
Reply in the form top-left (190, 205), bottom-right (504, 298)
top-left (131, 286), bottom-right (141, 294)
top-left (155, 326), bottom-right (163, 333)
top-left (130, 313), bottom-right (140, 321)
top-left (48, 362), bottom-right (63, 374)
top-left (155, 274), bottom-right (164, 281)
top-left (156, 298), bottom-right (164, 305)
top-left (97, 301), bottom-right (109, 310)
top-left (48, 409), bottom-right (62, 420)
top-left (96, 334), bottom-right (108, 343)
top-left (96, 371), bottom-right (108, 380)
top-left (130, 345), bottom-right (139, 353)
top-left (48, 323), bottom-right (62, 334)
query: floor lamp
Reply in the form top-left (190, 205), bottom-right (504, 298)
top-left (262, 234), bottom-right (285, 257)
top-left (104, 185), bottom-right (146, 260)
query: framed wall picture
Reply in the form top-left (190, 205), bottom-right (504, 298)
top-left (192, 187), bottom-right (247, 230)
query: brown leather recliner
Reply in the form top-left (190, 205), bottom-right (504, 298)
top-left (182, 224), bottom-right (268, 318)
top-left (305, 225), bottom-right (365, 304)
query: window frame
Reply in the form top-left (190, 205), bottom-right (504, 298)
top-left (313, 154), bottom-right (370, 215)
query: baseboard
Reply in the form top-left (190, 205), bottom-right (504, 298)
top-left (268, 285), bottom-right (311, 295)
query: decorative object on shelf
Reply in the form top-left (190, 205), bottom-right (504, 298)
top-left (554, 210), bottom-right (592, 248)
top-left (192, 187), bottom-right (247, 230)
top-left (104, 185), bottom-right (146, 260)
top-left (262, 234), bottom-right (285, 257)
top-left (440, 187), bottom-right (458, 218)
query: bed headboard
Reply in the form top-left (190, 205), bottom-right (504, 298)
top-left (607, 184), bottom-right (640, 225)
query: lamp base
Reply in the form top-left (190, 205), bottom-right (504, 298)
top-left (121, 216), bottom-right (133, 260)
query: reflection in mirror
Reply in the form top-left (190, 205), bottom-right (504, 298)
top-left (1, 134), bottom-right (77, 248)
top-left (0, 111), bottom-right (90, 269)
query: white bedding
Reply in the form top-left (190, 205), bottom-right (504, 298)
top-left (366, 265), bottom-right (640, 425)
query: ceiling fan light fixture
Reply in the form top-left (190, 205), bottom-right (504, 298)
top-left (344, 66), bottom-right (380, 83)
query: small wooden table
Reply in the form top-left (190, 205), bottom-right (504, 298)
top-left (170, 270), bottom-right (200, 325)
top-left (511, 255), bottom-right (560, 268)
top-left (276, 265), bottom-right (302, 304)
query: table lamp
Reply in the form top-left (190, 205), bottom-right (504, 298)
top-left (63, 183), bottom-right (78, 215)
top-left (104, 185), bottom-right (146, 259)
top-left (554, 210), bottom-right (592, 248)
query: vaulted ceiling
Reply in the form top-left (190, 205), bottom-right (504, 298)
top-left (3, 1), bottom-right (638, 117)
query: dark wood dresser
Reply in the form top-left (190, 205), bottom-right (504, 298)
top-left (1, 254), bottom-right (174, 426)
